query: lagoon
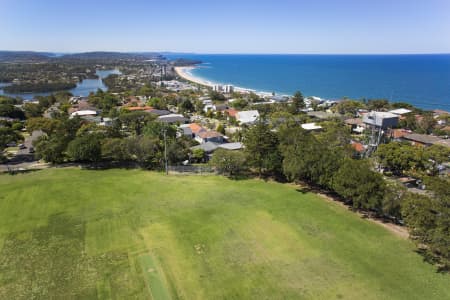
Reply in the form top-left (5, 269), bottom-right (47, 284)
top-left (0, 69), bottom-right (121, 100)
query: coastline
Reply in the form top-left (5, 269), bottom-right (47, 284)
top-left (174, 66), bottom-right (276, 97)
top-left (174, 66), bottom-right (214, 88)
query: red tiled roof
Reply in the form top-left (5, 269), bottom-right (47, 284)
top-left (188, 123), bottom-right (205, 134)
top-left (391, 129), bottom-right (411, 139)
top-left (225, 109), bottom-right (239, 117)
top-left (351, 142), bottom-right (365, 153)
top-left (197, 130), bottom-right (223, 139)
top-left (125, 106), bottom-right (154, 111)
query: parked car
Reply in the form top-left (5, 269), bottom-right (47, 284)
top-left (28, 147), bottom-right (35, 153)
top-left (19, 144), bottom-right (26, 149)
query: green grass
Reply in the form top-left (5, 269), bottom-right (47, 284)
top-left (0, 168), bottom-right (448, 299)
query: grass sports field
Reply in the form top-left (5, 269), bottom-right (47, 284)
top-left (0, 168), bottom-right (448, 299)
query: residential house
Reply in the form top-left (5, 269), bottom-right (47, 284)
top-left (402, 133), bottom-right (450, 148)
top-left (344, 118), bottom-right (365, 133)
top-left (157, 114), bottom-right (189, 124)
top-left (195, 130), bottom-right (224, 144)
top-left (236, 110), bottom-right (260, 125)
top-left (362, 111), bottom-right (399, 129)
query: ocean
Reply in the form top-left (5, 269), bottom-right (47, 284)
top-left (166, 54), bottom-right (450, 110)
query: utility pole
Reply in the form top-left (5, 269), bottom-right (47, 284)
top-left (163, 125), bottom-right (168, 175)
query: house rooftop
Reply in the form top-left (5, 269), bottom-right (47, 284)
top-left (188, 123), bottom-right (206, 134)
top-left (191, 142), bottom-right (220, 153)
top-left (157, 114), bottom-right (188, 123)
top-left (125, 106), bottom-right (154, 111)
top-left (344, 118), bottom-right (363, 125)
top-left (301, 122), bottom-right (322, 131)
top-left (70, 110), bottom-right (97, 117)
top-left (236, 110), bottom-right (259, 124)
top-left (218, 142), bottom-right (244, 150)
top-left (389, 108), bottom-right (412, 115)
top-left (197, 130), bottom-right (224, 139)
top-left (403, 133), bottom-right (447, 147)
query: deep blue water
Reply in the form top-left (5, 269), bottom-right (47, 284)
top-left (0, 69), bottom-right (121, 100)
top-left (167, 54), bottom-right (450, 110)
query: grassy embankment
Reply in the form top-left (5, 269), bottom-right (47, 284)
top-left (0, 168), bottom-right (448, 299)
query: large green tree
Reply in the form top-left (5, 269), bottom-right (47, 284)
top-left (290, 91), bottom-right (305, 114)
top-left (402, 178), bottom-right (450, 271)
top-left (333, 159), bottom-right (386, 212)
top-left (210, 149), bottom-right (247, 176)
top-left (67, 134), bottom-right (102, 162)
top-left (243, 120), bottom-right (282, 176)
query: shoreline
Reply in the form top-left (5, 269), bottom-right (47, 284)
top-left (174, 66), bottom-right (214, 88)
top-left (174, 66), bottom-right (275, 97)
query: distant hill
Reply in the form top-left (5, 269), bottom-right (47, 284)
top-left (0, 51), bottom-right (165, 63)
top-left (0, 51), bottom-right (54, 62)
top-left (59, 51), bottom-right (165, 61)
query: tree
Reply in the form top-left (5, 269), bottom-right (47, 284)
top-left (0, 127), bottom-right (22, 150)
top-left (382, 181), bottom-right (407, 220)
top-left (290, 91), bottom-right (305, 113)
top-left (279, 125), bottom-right (344, 189)
top-left (33, 135), bottom-right (67, 164)
top-left (216, 123), bottom-right (225, 135)
top-left (332, 100), bottom-right (365, 116)
top-left (367, 99), bottom-right (389, 111)
top-left (125, 136), bottom-right (160, 168)
top-left (147, 97), bottom-right (167, 109)
top-left (333, 159), bottom-right (386, 212)
top-left (231, 98), bottom-right (248, 110)
top-left (22, 103), bottom-right (43, 118)
top-left (67, 134), bottom-right (102, 162)
top-left (179, 99), bottom-right (194, 113)
top-left (243, 120), bottom-right (282, 176)
top-left (424, 145), bottom-right (450, 175)
top-left (375, 142), bottom-right (425, 175)
top-left (210, 149), bottom-right (247, 176)
top-left (26, 117), bottom-right (61, 135)
top-left (0, 103), bottom-right (25, 119)
top-left (191, 148), bottom-right (205, 163)
top-left (209, 91), bottom-right (225, 101)
top-left (101, 138), bottom-right (129, 161)
top-left (119, 111), bottom-right (155, 135)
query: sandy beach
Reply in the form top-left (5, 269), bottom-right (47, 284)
top-left (174, 66), bottom-right (275, 97)
top-left (174, 66), bottom-right (214, 87)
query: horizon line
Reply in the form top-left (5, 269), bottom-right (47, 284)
top-left (1, 50), bottom-right (450, 56)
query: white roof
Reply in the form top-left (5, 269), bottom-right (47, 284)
top-left (301, 122), bottom-right (322, 130)
top-left (158, 113), bottom-right (184, 119)
top-left (236, 110), bottom-right (260, 124)
top-left (71, 110), bottom-right (97, 117)
top-left (366, 111), bottom-right (398, 119)
top-left (389, 108), bottom-right (412, 115)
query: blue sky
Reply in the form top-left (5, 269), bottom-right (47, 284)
top-left (1, 0), bottom-right (449, 54)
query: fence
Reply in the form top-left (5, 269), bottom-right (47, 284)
top-left (168, 165), bottom-right (215, 175)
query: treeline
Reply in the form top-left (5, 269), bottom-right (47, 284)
top-left (210, 119), bottom-right (450, 271)
top-left (27, 112), bottom-right (194, 168)
top-left (4, 82), bottom-right (76, 93)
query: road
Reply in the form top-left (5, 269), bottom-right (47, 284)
top-left (0, 130), bottom-right (44, 171)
